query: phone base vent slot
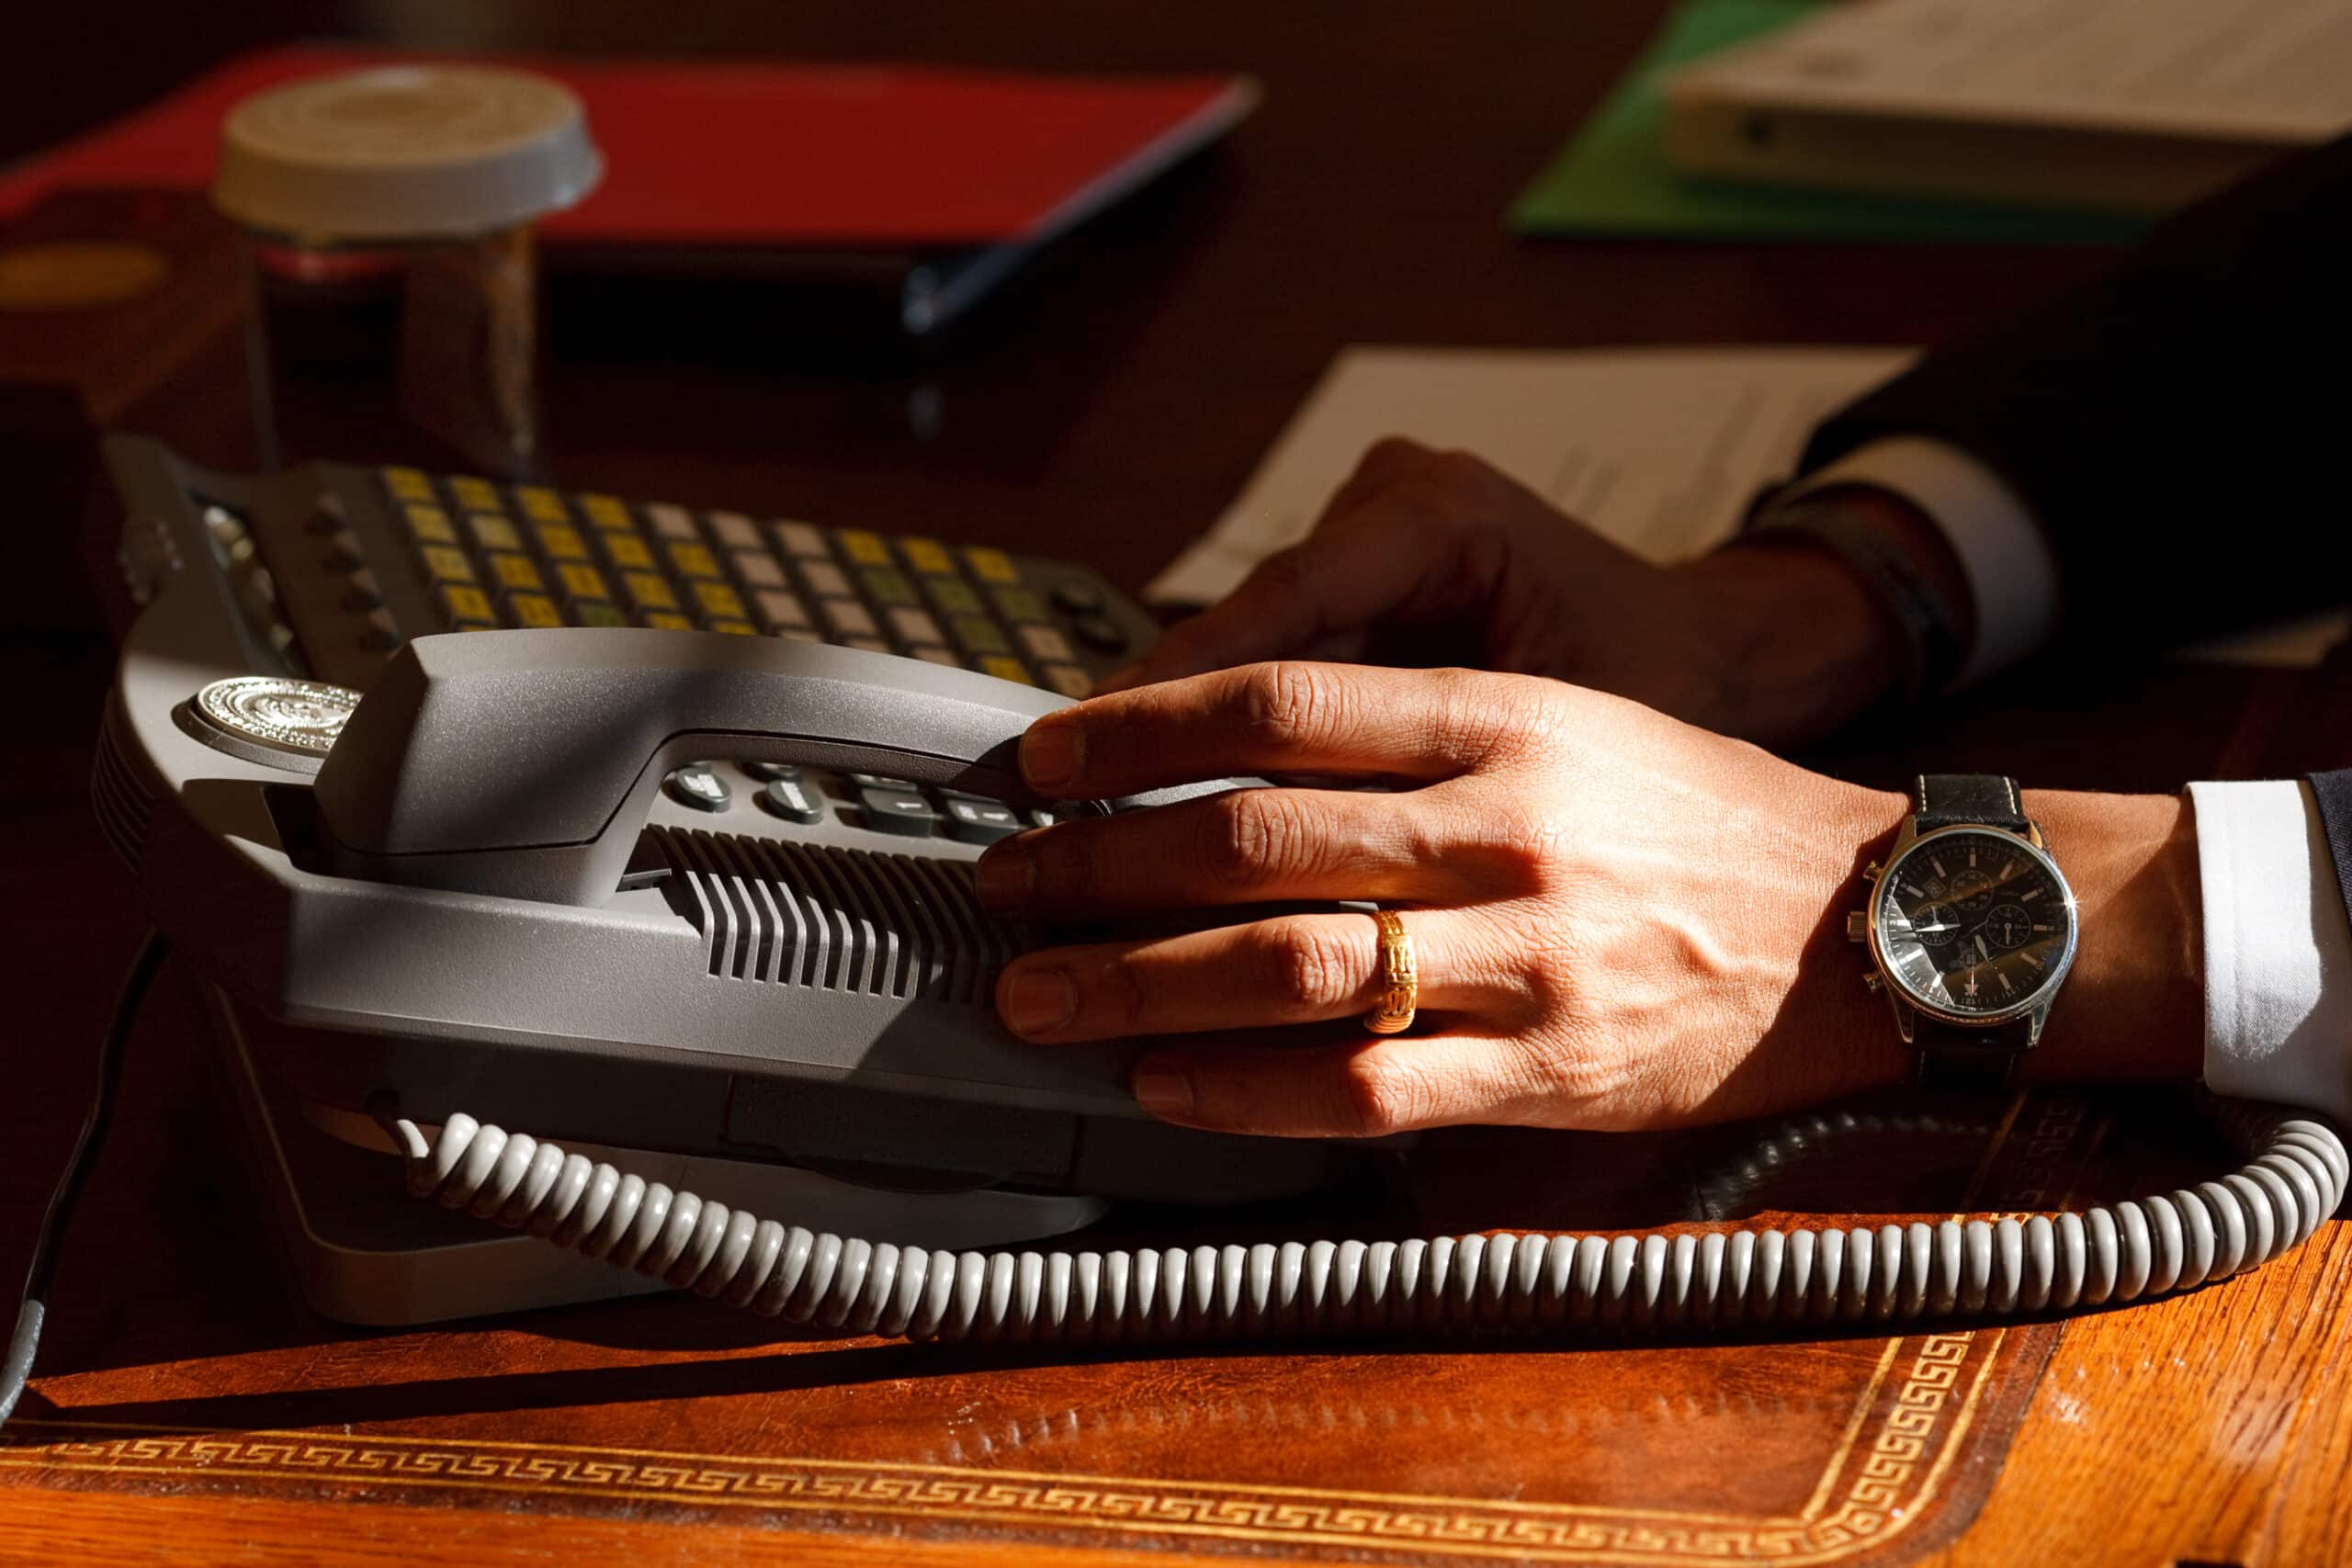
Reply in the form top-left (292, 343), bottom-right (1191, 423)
top-left (92, 698), bottom-right (155, 873)
top-left (650, 827), bottom-right (1034, 1005)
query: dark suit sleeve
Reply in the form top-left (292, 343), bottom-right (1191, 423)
top-left (1803, 134), bottom-right (2352, 653)
top-left (2313, 772), bottom-right (2352, 935)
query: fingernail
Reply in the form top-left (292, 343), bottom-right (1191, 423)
top-left (972, 840), bottom-right (1034, 908)
top-left (1021, 717), bottom-right (1083, 790)
top-left (1002, 967), bottom-right (1077, 1036)
top-left (1130, 1063), bottom-right (1194, 1119)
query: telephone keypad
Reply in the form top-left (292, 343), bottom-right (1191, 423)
top-left (175, 453), bottom-right (1151, 695)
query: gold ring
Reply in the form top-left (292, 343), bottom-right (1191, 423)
top-left (1363, 909), bottom-right (1418, 1034)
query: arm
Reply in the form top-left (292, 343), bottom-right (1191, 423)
top-left (971, 663), bottom-right (2240, 1134)
top-left (1793, 134), bottom-right (2352, 659)
top-left (1120, 137), bottom-right (2352, 750)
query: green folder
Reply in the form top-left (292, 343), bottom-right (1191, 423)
top-left (1510, 0), bottom-right (2150, 245)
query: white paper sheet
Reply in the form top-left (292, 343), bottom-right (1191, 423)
top-left (1149, 344), bottom-right (2343, 669)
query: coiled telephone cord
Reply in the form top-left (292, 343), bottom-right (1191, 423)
top-left (13, 941), bottom-right (2339, 1434)
top-left (387, 1104), bottom-right (2346, 1344)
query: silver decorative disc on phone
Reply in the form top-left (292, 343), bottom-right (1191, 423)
top-left (182, 675), bottom-right (361, 773)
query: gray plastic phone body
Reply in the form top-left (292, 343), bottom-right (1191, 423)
top-left (96, 436), bottom-right (1353, 1204)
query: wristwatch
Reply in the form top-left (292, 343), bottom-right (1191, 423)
top-left (1849, 774), bottom-right (2079, 1091)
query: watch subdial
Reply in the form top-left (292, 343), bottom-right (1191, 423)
top-left (1945, 869), bottom-right (1995, 912)
top-left (1906, 901), bottom-right (1962, 946)
top-left (1982, 902), bottom-right (2032, 950)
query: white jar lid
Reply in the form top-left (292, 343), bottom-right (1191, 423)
top-left (212, 65), bottom-right (603, 244)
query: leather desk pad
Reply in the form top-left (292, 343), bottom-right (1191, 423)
top-left (4, 1053), bottom-right (2151, 1566)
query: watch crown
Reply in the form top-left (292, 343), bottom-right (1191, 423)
top-left (1863, 860), bottom-right (1883, 882)
top-left (1847, 911), bottom-right (1869, 943)
top-left (1862, 972), bottom-right (1884, 994)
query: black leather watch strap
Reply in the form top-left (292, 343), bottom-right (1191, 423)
top-left (1913, 1020), bottom-right (2031, 1093)
top-left (1915, 773), bottom-right (2027, 834)
top-left (1905, 773), bottom-right (2034, 1094)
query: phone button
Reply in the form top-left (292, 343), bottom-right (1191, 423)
top-left (665, 763), bottom-right (731, 813)
top-left (359, 607), bottom-right (404, 651)
top-left (858, 784), bottom-right (939, 838)
top-left (1071, 612), bottom-right (1127, 653)
top-left (941, 795), bottom-right (1022, 845)
top-left (758, 776), bottom-right (825, 826)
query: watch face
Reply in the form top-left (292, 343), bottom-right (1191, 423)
top-left (1872, 827), bottom-right (2075, 1021)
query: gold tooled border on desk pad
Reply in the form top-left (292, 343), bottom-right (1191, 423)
top-left (0, 1095), bottom-right (2093, 1564)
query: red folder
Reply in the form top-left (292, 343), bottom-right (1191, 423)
top-left (0, 45), bottom-right (1258, 248)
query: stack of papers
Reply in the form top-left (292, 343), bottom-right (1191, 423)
top-left (1510, 0), bottom-right (2147, 244)
top-left (1663, 0), bottom-right (2352, 212)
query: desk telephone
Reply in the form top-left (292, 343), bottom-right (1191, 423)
top-left (6, 434), bottom-right (2340, 1414)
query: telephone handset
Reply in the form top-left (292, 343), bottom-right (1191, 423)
top-left (306, 628), bottom-right (1233, 905)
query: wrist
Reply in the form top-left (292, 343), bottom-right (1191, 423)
top-left (1741, 779), bottom-right (1916, 1118)
top-left (1677, 544), bottom-right (1902, 745)
top-left (1691, 483), bottom-right (1982, 744)
top-left (2019, 790), bottom-right (2203, 1084)
top-left (1770, 482), bottom-right (1979, 668)
top-left (1801, 785), bottom-right (2202, 1108)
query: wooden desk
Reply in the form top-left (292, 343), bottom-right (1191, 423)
top-left (2, 4), bottom-right (2346, 1563)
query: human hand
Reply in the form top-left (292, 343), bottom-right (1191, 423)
top-left (974, 660), bottom-right (1915, 1135)
top-left (1113, 439), bottom-right (1928, 747)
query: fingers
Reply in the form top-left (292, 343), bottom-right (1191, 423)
top-left (993, 908), bottom-right (1498, 1044)
top-left (1131, 1032), bottom-right (1542, 1137)
top-left (1016, 660), bottom-right (1541, 798)
top-left (1103, 436), bottom-right (1487, 692)
top-left (974, 783), bottom-right (1516, 915)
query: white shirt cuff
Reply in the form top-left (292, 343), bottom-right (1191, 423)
top-left (2187, 780), bottom-right (2352, 1119)
top-left (1786, 436), bottom-right (2061, 687)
